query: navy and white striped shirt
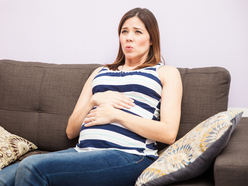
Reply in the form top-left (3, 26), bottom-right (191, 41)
top-left (75, 63), bottom-right (164, 159)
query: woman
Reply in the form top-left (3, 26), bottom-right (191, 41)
top-left (0, 8), bottom-right (182, 186)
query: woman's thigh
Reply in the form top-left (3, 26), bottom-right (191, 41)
top-left (16, 149), bottom-right (154, 186)
top-left (0, 148), bottom-right (75, 186)
top-left (0, 163), bottom-right (19, 186)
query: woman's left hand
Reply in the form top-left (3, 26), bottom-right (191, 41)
top-left (84, 104), bottom-right (117, 127)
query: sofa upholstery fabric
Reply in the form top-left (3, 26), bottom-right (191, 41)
top-left (1, 59), bottom-right (247, 186)
top-left (0, 60), bottom-right (101, 151)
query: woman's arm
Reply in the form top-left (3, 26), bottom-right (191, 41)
top-left (66, 67), bottom-right (102, 139)
top-left (119, 66), bottom-right (182, 144)
top-left (66, 67), bottom-right (135, 140)
top-left (84, 65), bottom-right (183, 144)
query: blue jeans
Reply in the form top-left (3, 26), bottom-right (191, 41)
top-left (0, 148), bottom-right (154, 186)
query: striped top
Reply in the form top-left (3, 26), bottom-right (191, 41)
top-left (75, 63), bottom-right (164, 159)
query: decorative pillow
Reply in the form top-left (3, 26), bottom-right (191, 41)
top-left (0, 126), bottom-right (37, 170)
top-left (135, 110), bottom-right (243, 186)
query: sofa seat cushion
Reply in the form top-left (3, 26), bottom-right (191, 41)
top-left (16, 150), bottom-right (50, 162)
top-left (214, 117), bottom-right (248, 186)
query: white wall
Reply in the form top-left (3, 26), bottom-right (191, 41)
top-left (0, 0), bottom-right (247, 113)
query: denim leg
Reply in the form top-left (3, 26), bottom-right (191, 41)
top-left (15, 149), bottom-right (154, 186)
top-left (15, 148), bottom-right (76, 186)
top-left (0, 148), bottom-right (75, 186)
top-left (0, 163), bottom-right (19, 186)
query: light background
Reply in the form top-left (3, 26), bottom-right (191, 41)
top-left (0, 0), bottom-right (247, 115)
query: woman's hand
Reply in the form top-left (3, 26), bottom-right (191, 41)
top-left (91, 90), bottom-right (135, 109)
top-left (84, 104), bottom-right (117, 127)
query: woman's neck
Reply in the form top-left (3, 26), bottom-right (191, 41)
top-left (120, 64), bottom-right (140, 71)
top-left (121, 59), bottom-right (144, 71)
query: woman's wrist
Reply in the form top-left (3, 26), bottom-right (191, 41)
top-left (89, 94), bottom-right (97, 107)
top-left (113, 108), bottom-right (125, 124)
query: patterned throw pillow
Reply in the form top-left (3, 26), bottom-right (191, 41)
top-left (0, 126), bottom-right (37, 170)
top-left (136, 110), bottom-right (243, 186)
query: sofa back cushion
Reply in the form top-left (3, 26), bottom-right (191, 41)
top-left (0, 60), bottom-right (101, 151)
top-left (0, 60), bottom-right (231, 151)
top-left (178, 67), bottom-right (230, 137)
top-left (157, 67), bottom-right (230, 151)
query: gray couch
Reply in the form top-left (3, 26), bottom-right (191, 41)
top-left (0, 59), bottom-right (247, 185)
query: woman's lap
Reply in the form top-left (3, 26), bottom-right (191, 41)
top-left (1, 148), bottom-right (153, 186)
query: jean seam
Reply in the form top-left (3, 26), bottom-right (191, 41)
top-left (135, 156), bottom-right (144, 164)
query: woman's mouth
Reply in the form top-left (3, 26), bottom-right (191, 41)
top-left (125, 45), bottom-right (133, 51)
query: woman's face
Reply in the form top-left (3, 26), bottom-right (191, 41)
top-left (120, 17), bottom-right (152, 64)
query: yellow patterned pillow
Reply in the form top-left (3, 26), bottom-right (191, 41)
top-left (0, 126), bottom-right (37, 170)
top-left (136, 110), bottom-right (243, 186)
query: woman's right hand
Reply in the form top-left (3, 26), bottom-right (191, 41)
top-left (91, 91), bottom-right (135, 109)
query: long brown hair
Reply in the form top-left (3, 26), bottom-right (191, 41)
top-left (106, 8), bottom-right (163, 70)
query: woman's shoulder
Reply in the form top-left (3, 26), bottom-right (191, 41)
top-left (93, 66), bottom-right (105, 74)
top-left (88, 66), bottom-right (104, 80)
top-left (158, 65), bottom-right (180, 75)
top-left (95, 66), bottom-right (105, 71)
top-left (158, 65), bottom-right (181, 84)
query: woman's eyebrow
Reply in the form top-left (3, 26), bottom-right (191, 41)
top-left (121, 26), bottom-right (145, 31)
top-left (133, 27), bottom-right (144, 30)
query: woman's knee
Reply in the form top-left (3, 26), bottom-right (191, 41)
top-left (15, 155), bottom-right (49, 186)
top-left (16, 154), bottom-right (46, 179)
top-left (0, 163), bottom-right (19, 186)
top-left (18, 155), bottom-right (39, 170)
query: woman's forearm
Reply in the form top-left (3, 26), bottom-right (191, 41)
top-left (84, 102), bottom-right (180, 145)
top-left (114, 109), bottom-right (179, 145)
top-left (66, 100), bottom-right (94, 139)
top-left (66, 91), bottom-right (136, 140)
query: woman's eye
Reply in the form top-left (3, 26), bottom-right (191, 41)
top-left (121, 30), bottom-right (128, 34)
top-left (136, 30), bottom-right (143, 34)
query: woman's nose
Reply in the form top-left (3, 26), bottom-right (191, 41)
top-left (126, 33), bottom-right (134, 42)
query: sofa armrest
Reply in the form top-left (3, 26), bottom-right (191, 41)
top-left (214, 117), bottom-right (248, 186)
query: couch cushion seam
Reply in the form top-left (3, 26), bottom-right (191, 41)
top-left (0, 107), bottom-right (69, 116)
